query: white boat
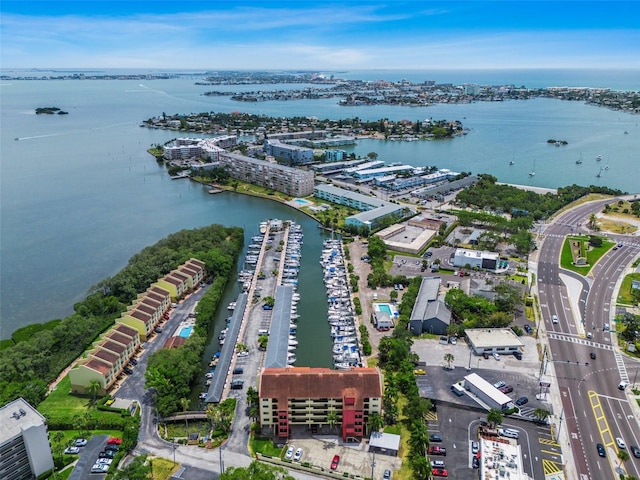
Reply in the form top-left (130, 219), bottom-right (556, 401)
top-left (596, 154), bottom-right (602, 161)
top-left (287, 355), bottom-right (296, 365)
top-left (198, 392), bottom-right (208, 399)
top-left (288, 339), bottom-right (298, 346)
top-left (227, 302), bottom-right (236, 310)
top-left (334, 362), bottom-right (352, 370)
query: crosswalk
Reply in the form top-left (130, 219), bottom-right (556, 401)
top-left (539, 233), bottom-right (640, 250)
top-left (547, 332), bottom-right (613, 351)
top-left (614, 351), bottom-right (629, 383)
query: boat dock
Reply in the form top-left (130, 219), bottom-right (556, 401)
top-left (204, 219), bottom-right (303, 403)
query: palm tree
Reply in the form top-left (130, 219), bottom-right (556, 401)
top-left (487, 408), bottom-right (503, 429)
top-left (206, 404), bottom-right (217, 431)
top-left (53, 431), bottom-right (65, 462)
top-left (618, 449), bottom-right (630, 467)
top-left (408, 421), bottom-right (429, 455)
top-left (367, 412), bottom-right (384, 436)
top-left (444, 353), bottom-right (455, 370)
top-left (326, 410), bottom-right (339, 434)
top-left (86, 380), bottom-right (101, 407)
top-left (533, 408), bottom-right (551, 424)
top-left (246, 386), bottom-right (259, 406)
top-left (384, 374), bottom-right (399, 403)
top-left (409, 455), bottom-right (432, 479)
top-left (180, 398), bottom-right (190, 435)
top-left (248, 404), bottom-right (260, 423)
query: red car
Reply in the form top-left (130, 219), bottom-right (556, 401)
top-left (107, 437), bottom-right (122, 445)
top-left (330, 455), bottom-right (340, 470)
top-left (432, 468), bottom-right (448, 477)
top-left (428, 446), bottom-right (447, 456)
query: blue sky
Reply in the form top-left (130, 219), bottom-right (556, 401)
top-left (2, 1), bottom-right (639, 70)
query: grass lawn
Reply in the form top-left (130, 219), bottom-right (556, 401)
top-left (150, 457), bottom-right (180, 480)
top-left (367, 357), bottom-right (379, 368)
top-left (560, 236), bottom-right (615, 275)
top-left (38, 376), bottom-right (122, 425)
top-left (164, 420), bottom-right (211, 441)
top-left (617, 273), bottom-right (640, 304)
top-left (386, 396), bottom-right (413, 480)
top-left (249, 437), bottom-right (284, 457)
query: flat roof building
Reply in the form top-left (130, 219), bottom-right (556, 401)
top-left (264, 140), bottom-right (314, 165)
top-left (453, 248), bottom-right (502, 272)
top-left (0, 398), bottom-right (54, 480)
top-left (466, 328), bottom-right (524, 355)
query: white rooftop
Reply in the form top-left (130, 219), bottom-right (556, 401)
top-left (0, 398), bottom-right (47, 442)
top-left (466, 328), bottom-right (524, 349)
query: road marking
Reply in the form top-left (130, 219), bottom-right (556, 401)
top-left (589, 390), bottom-right (618, 453)
top-left (543, 459), bottom-right (563, 475)
top-left (548, 332), bottom-right (613, 350)
top-left (613, 351), bottom-right (629, 382)
top-left (540, 437), bottom-right (561, 446)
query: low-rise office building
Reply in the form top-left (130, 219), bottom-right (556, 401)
top-left (452, 248), bottom-right (502, 272)
top-left (0, 398), bottom-right (54, 480)
top-left (466, 328), bottom-right (524, 356)
top-left (259, 367), bottom-right (383, 441)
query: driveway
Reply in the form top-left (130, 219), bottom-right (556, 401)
top-left (68, 435), bottom-right (108, 480)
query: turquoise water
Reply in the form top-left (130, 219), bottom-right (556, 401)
top-left (294, 198), bottom-right (312, 205)
top-left (377, 304), bottom-right (393, 315)
top-left (179, 326), bottom-right (194, 338)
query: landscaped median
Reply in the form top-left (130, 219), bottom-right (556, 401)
top-left (560, 234), bottom-right (615, 275)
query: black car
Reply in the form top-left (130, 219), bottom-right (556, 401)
top-left (105, 444), bottom-right (119, 452)
top-left (590, 352), bottom-right (596, 359)
top-left (472, 456), bottom-right (479, 469)
top-left (154, 326), bottom-right (163, 333)
top-left (597, 443), bottom-right (606, 457)
top-left (515, 396), bottom-right (528, 406)
top-left (513, 351), bottom-right (522, 360)
top-left (123, 367), bottom-right (134, 375)
top-left (233, 367), bottom-right (244, 375)
top-left (429, 434), bottom-right (443, 442)
top-left (630, 445), bottom-right (640, 458)
top-left (523, 324), bottom-right (533, 334)
top-left (99, 450), bottom-right (115, 459)
top-left (129, 358), bottom-right (138, 365)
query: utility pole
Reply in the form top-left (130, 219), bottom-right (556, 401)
top-left (219, 444), bottom-right (225, 473)
top-left (556, 408), bottom-right (564, 443)
top-left (370, 450), bottom-right (376, 479)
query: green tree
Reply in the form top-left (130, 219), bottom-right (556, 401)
top-left (444, 353), bottom-right (455, 370)
top-left (113, 454), bottom-right (152, 480)
top-left (220, 461), bottom-right (294, 480)
top-left (487, 408), bottom-right (503, 428)
top-left (389, 290), bottom-right (398, 302)
top-left (53, 431), bottom-right (65, 462)
top-left (86, 380), bottom-right (101, 407)
top-left (180, 398), bottom-right (190, 434)
top-left (326, 409), bottom-right (339, 434)
top-left (533, 408), bottom-right (551, 424)
top-left (409, 454), bottom-right (432, 479)
top-left (618, 449), bottom-right (630, 467)
top-left (408, 420), bottom-right (429, 456)
top-left (367, 412), bottom-right (384, 435)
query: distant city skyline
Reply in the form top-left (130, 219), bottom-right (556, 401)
top-left (1, 1), bottom-right (639, 70)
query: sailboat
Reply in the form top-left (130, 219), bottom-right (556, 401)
top-left (528, 159), bottom-right (536, 177)
top-left (576, 153), bottom-right (583, 165)
top-left (596, 167), bottom-right (603, 178)
top-left (509, 153), bottom-right (515, 166)
top-left (596, 154), bottom-right (602, 162)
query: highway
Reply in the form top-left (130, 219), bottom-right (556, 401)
top-left (536, 199), bottom-right (640, 480)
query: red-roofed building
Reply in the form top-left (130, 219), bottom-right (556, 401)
top-left (259, 367), bottom-right (382, 441)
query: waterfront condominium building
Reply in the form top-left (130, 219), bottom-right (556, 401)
top-left (263, 140), bottom-right (314, 165)
top-left (219, 152), bottom-right (315, 197)
top-left (259, 367), bottom-right (382, 441)
top-left (0, 398), bottom-right (54, 480)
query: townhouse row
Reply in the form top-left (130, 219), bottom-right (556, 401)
top-left (69, 258), bottom-right (206, 395)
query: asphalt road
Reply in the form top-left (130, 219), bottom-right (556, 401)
top-left (536, 198), bottom-right (640, 479)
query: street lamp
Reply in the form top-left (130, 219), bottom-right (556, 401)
top-left (370, 450), bottom-right (376, 479)
top-left (219, 443), bottom-right (225, 473)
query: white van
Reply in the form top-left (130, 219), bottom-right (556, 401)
top-left (498, 428), bottom-right (519, 439)
top-left (451, 383), bottom-right (465, 397)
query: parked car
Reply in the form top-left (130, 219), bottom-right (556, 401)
top-left (414, 368), bottom-right (426, 375)
top-left (429, 434), bottom-right (443, 442)
top-left (432, 468), bottom-right (448, 477)
top-left (233, 367), bottom-right (244, 375)
top-left (90, 464), bottom-right (109, 473)
top-left (472, 456), bottom-right (480, 469)
top-left (64, 446), bottom-right (80, 454)
top-left (523, 324), bottom-right (533, 334)
top-left (129, 358), bottom-right (138, 365)
top-left (515, 396), bottom-right (528, 406)
top-left (75, 438), bottom-right (88, 447)
top-left (285, 445), bottom-right (295, 460)
top-left (106, 437), bottom-right (122, 445)
top-left (428, 446), bottom-right (447, 456)
top-left (616, 437), bottom-right (627, 449)
top-left (99, 450), bottom-right (115, 459)
top-left (330, 455), bottom-right (340, 470)
top-left (513, 351), bottom-right (522, 360)
top-left (597, 443), bottom-right (606, 457)
top-left (230, 379), bottom-right (244, 390)
top-left (154, 326), bottom-right (163, 333)
top-left (123, 367), bottom-right (134, 375)
top-left (471, 441), bottom-right (479, 454)
top-left (383, 469), bottom-right (391, 480)
top-left (293, 448), bottom-right (303, 461)
top-left (492, 352), bottom-right (501, 361)
top-left (237, 351), bottom-right (249, 358)
top-left (493, 380), bottom-right (506, 389)
top-left (431, 460), bottom-right (445, 468)
top-left (499, 385), bottom-right (514, 394)
top-left (96, 458), bottom-right (113, 465)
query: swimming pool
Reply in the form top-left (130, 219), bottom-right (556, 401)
top-left (179, 325), bottom-right (193, 338)
top-left (377, 304), bottom-right (393, 315)
top-left (293, 198), bottom-right (312, 206)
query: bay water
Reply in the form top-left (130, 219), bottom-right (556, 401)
top-left (1, 72), bottom-right (639, 364)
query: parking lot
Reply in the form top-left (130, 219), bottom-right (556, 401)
top-left (279, 435), bottom-right (401, 480)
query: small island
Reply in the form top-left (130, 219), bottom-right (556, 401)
top-left (35, 107), bottom-right (68, 115)
top-left (547, 138), bottom-right (568, 146)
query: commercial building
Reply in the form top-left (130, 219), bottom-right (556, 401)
top-left (69, 323), bottom-right (141, 395)
top-left (0, 398), bottom-right (54, 480)
top-left (259, 367), bottom-right (383, 441)
top-left (368, 432), bottom-right (400, 457)
top-left (351, 164), bottom-right (414, 180)
top-left (345, 204), bottom-right (406, 231)
top-left (314, 184), bottom-right (387, 211)
top-left (264, 140), bottom-right (314, 165)
top-left (452, 248), bottom-right (502, 272)
top-left (465, 328), bottom-right (524, 356)
top-left (163, 136), bottom-right (236, 161)
top-left (463, 373), bottom-right (513, 411)
top-left (409, 277), bottom-right (451, 336)
top-left (220, 152), bottom-right (314, 197)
